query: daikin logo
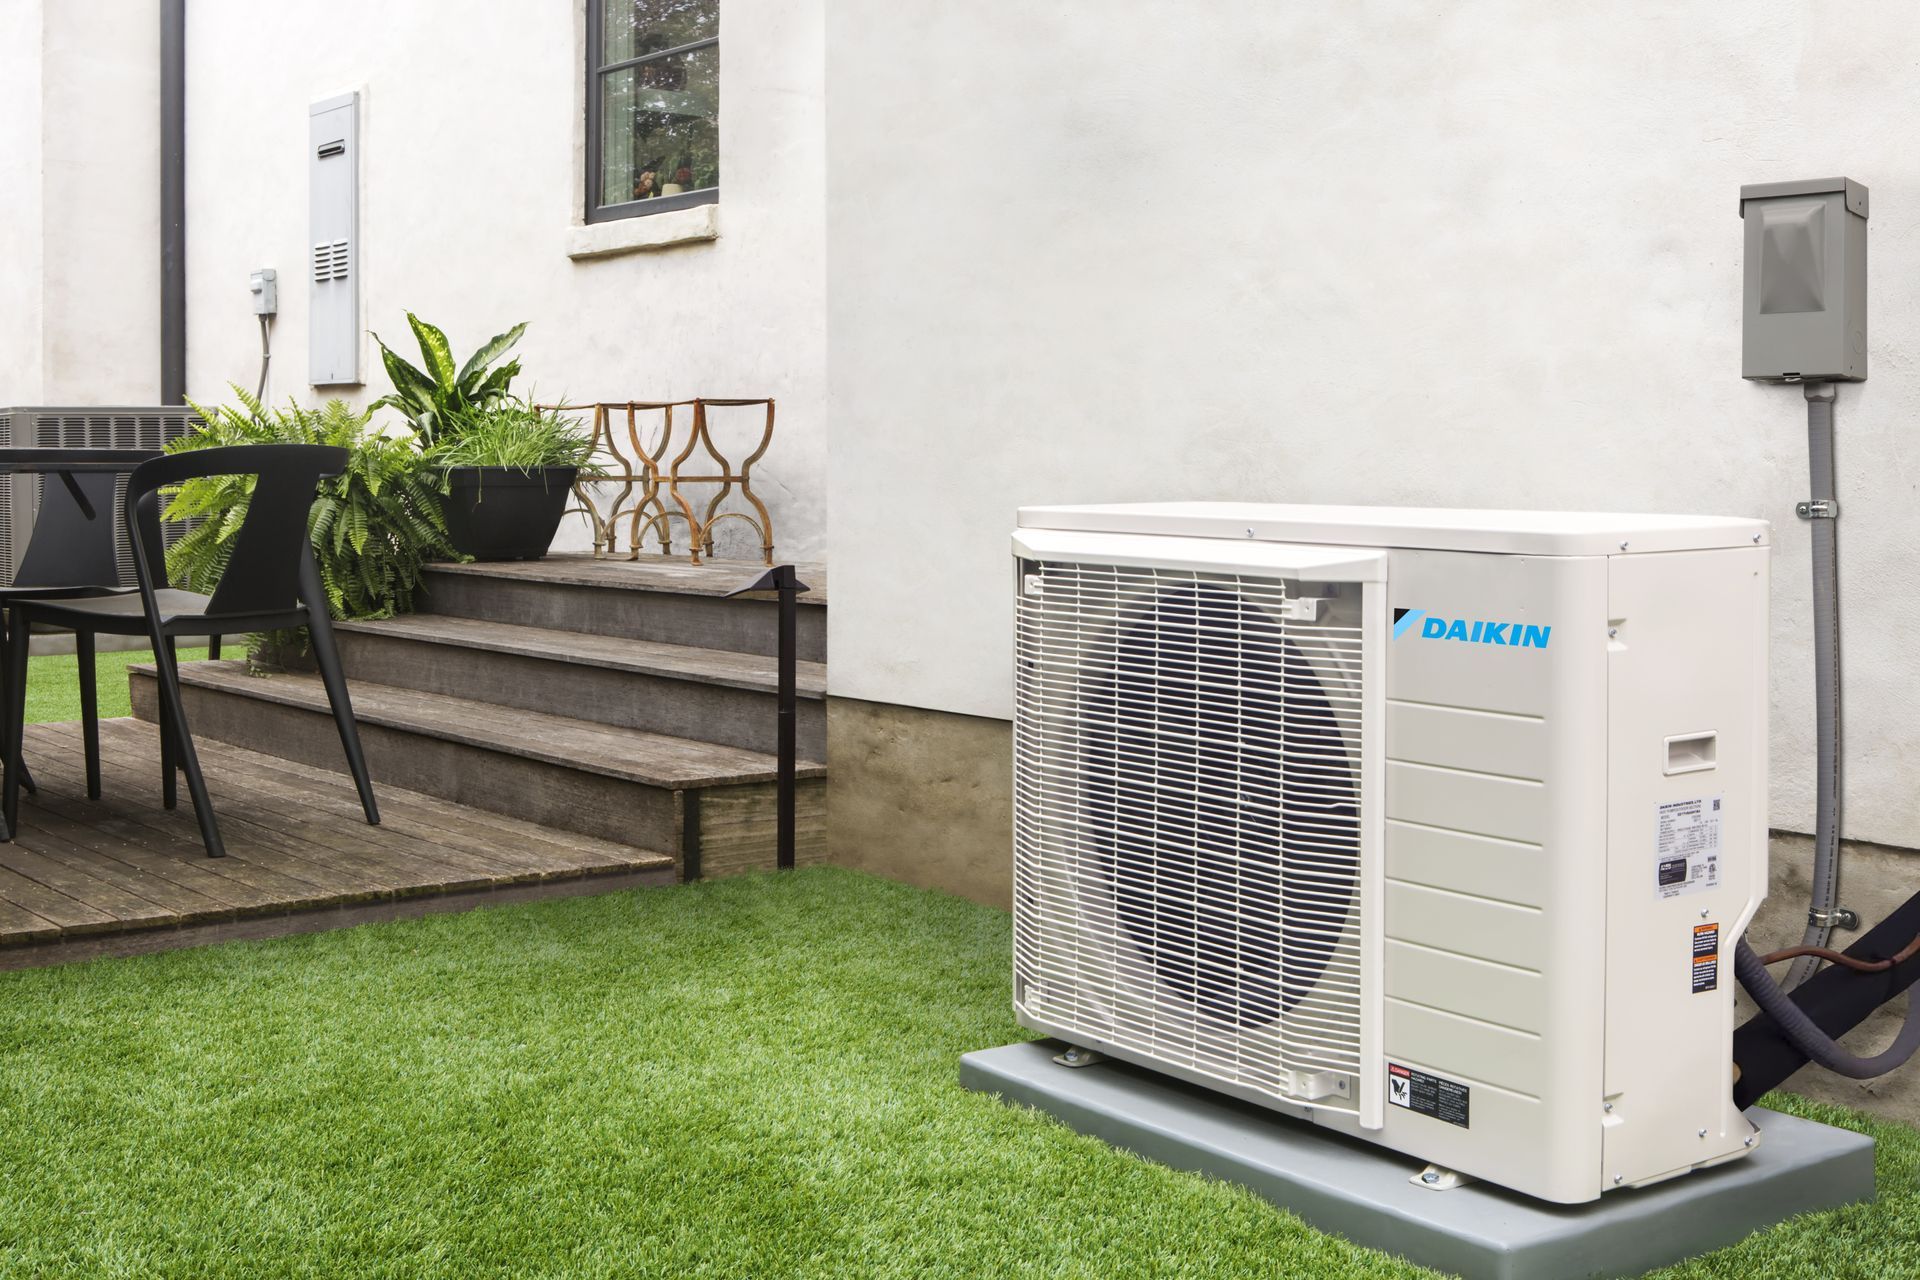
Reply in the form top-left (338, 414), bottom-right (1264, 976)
top-left (1392, 608), bottom-right (1551, 650)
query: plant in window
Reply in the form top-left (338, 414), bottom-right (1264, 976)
top-left (370, 312), bottom-right (527, 445)
top-left (166, 388), bottom-right (457, 628)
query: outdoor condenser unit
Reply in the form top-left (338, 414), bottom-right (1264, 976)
top-left (1011, 502), bottom-right (1769, 1204)
top-left (0, 407), bottom-right (200, 586)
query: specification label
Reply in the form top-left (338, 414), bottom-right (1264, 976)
top-left (1655, 796), bottom-right (1721, 900)
top-left (1387, 1062), bottom-right (1470, 1128)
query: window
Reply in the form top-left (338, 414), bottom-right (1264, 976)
top-left (586, 0), bottom-right (720, 223)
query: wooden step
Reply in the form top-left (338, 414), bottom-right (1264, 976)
top-left (128, 661), bottom-right (826, 877)
top-left (418, 553), bottom-right (827, 662)
top-left (332, 614), bottom-right (826, 757)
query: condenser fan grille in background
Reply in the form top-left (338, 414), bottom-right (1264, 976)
top-left (1013, 559), bottom-right (1370, 1112)
top-left (0, 408), bottom-right (201, 586)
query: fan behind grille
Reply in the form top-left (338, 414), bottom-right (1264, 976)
top-left (1081, 583), bottom-right (1358, 1030)
top-left (1014, 559), bottom-right (1369, 1109)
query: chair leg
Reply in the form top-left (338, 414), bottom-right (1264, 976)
top-left (76, 631), bottom-right (99, 801)
top-left (153, 635), bottom-right (223, 857)
top-left (0, 616), bottom-right (35, 799)
top-left (158, 673), bottom-right (177, 810)
top-left (208, 635), bottom-right (221, 662)
top-left (2, 613), bottom-right (29, 839)
top-left (308, 608), bottom-right (379, 825)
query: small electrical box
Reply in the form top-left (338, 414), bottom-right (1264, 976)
top-left (249, 268), bottom-right (278, 316)
top-left (1739, 177), bottom-right (1867, 382)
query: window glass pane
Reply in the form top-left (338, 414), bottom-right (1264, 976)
top-left (599, 0), bottom-right (717, 67)
top-left (599, 45), bottom-right (718, 207)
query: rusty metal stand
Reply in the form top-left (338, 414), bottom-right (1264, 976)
top-left (561, 397), bottom-right (780, 566)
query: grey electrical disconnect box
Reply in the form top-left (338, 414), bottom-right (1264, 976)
top-left (1739, 177), bottom-right (1867, 382)
top-left (309, 92), bottom-right (360, 386)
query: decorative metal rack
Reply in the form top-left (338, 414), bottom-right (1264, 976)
top-left (550, 398), bottom-right (778, 566)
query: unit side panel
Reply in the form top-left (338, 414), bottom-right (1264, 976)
top-left (1602, 547), bottom-right (1768, 1186)
top-left (1374, 549), bottom-right (1610, 1203)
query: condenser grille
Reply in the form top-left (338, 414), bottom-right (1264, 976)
top-left (0, 408), bottom-right (200, 586)
top-left (1014, 558), bottom-right (1369, 1111)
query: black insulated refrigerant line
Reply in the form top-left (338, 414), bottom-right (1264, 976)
top-left (160, 0), bottom-right (187, 404)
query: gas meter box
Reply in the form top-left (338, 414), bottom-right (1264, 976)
top-left (1739, 177), bottom-right (1867, 382)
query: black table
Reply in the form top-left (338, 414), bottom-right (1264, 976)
top-left (0, 448), bottom-right (167, 841)
top-left (0, 449), bottom-right (165, 472)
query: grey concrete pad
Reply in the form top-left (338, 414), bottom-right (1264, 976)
top-left (960, 1040), bottom-right (1876, 1280)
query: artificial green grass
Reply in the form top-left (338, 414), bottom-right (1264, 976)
top-left (20, 647), bottom-right (208, 726)
top-left (0, 868), bottom-right (1909, 1278)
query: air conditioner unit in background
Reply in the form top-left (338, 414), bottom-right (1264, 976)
top-left (1010, 502), bottom-right (1769, 1204)
top-left (0, 407), bottom-right (200, 586)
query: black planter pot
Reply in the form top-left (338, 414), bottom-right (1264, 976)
top-left (439, 466), bottom-right (579, 561)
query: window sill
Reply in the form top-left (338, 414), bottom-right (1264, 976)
top-left (566, 204), bottom-right (719, 259)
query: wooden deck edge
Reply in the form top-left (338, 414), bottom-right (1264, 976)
top-left (0, 865), bottom-right (677, 973)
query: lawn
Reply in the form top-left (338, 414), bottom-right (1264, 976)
top-left (0, 869), bottom-right (1913, 1278)
top-left (21, 647), bottom-right (209, 725)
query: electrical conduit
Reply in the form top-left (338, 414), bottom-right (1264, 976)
top-left (1787, 380), bottom-right (1843, 990)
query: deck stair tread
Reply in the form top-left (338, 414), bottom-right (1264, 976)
top-left (425, 552), bottom-right (828, 604)
top-left (335, 613), bottom-right (827, 698)
top-left (142, 660), bottom-right (827, 790)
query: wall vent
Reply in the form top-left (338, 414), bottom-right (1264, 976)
top-left (309, 93), bottom-right (361, 386)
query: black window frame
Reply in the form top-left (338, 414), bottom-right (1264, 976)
top-left (584, 0), bottom-right (720, 224)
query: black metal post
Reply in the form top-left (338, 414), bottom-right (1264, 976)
top-left (775, 563), bottom-right (798, 870)
top-left (726, 564), bottom-right (808, 873)
top-left (160, 0), bottom-right (187, 404)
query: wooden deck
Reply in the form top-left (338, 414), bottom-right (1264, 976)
top-left (0, 718), bottom-right (676, 970)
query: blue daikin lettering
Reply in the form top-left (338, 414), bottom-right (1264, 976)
top-left (1393, 608), bottom-right (1550, 650)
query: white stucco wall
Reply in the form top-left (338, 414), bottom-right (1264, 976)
top-left (0, 2), bottom-right (159, 407)
top-left (0, 0), bottom-right (47, 406)
top-left (826, 1), bottom-right (1920, 848)
top-left (182, 0), bottom-right (826, 558)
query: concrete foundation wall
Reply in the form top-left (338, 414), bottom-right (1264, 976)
top-left (825, 697), bottom-right (1012, 909)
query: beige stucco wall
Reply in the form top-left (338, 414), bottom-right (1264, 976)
top-left (181, 0), bottom-right (826, 559)
top-left (0, 0), bottom-right (46, 406)
top-left (824, 0), bottom-right (1920, 856)
top-left (0, 2), bottom-right (160, 407)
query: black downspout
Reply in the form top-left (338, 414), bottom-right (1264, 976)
top-left (160, 0), bottom-right (186, 404)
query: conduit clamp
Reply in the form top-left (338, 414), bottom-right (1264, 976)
top-left (1809, 906), bottom-right (1861, 930)
top-left (1795, 500), bottom-right (1840, 520)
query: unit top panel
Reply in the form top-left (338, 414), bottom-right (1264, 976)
top-left (1018, 502), bottom-right (1770, 557)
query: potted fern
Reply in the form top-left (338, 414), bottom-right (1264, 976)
top-left (166, 389), bottom-right (457, 668)
top-left (373, 314), bottom-right (595, 560)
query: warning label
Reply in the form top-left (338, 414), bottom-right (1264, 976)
top-left (1655, 796), bottom-right (1722, 900)
top-left (1387, 1062), bottom-right (1470, 1128)
top-left (1692, 923), bottom-right (1720, 994)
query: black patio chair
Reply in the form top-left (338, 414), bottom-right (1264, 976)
top-left (1, 445), bottom-right (379, 858)
top-left (0, 470), bottom-right (145, 799)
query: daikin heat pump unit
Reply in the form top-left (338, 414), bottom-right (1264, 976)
top-left (1011, 503), bottom-right (1769, 1204)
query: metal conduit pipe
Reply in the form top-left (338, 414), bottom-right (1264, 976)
top-left (1786, 380), bottom-right (1845, 990)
